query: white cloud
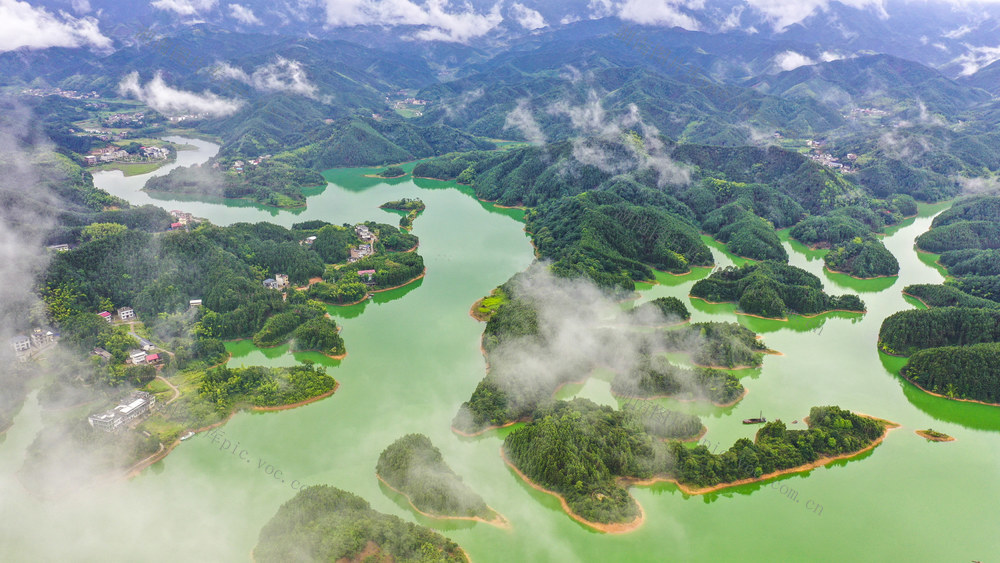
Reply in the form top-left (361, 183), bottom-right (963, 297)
top-left (228, 3), bottom-right (261, 25)
top-left (504, 99), bottom-right (547, 145)
top-left (118, 71), bottom-right (243, 117)
top-left (618, 0), bottom-right (702, 30)
top-left (774, 50), bottom-right (816, 71)
top-left (511, 2), bottom-right (546, 30)
top-left (150, 0), bottom-right (217, 16)
top-left (820, 50), bottom-right (846, 62)
top-left (951, 43), bottom-right (1000, 76)
top-left (214, 57), bottom-right (321, 99)
top-left (0, 0), bottom-right (110, 52)
top-left (745, 0), bottom-right (886, 32)
top-left (321, 0), bottom-right (503, 43)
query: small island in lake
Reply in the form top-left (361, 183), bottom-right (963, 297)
top-left (381, 198), bottom-right (426, 230)
top-left (824, 236), bottom-right (900, 278)
top-left (254, 485), bottom-right (468, 563)
top-left (502, 400), bottom-right (893, 532)
top-left (144, 155), bottom-right (325, 209)
top-left (378, 165), bottom-right (407, 178)
top-left (376, 434), bottom-right (506, 526)
top-left (690, 261), bottom-right (866, 319)
top-left (916, 429), bottom-right (955, 442)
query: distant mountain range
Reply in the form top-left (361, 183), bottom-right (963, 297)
top-left (20, 0), bottom-right (1000, 79)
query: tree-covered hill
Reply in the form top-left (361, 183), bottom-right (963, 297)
top-left (376, 434), bottom-right (495, 520)
top-left (255, 486), bottom-right (468, 563)
top-left (691, 262), bottom-right (866, 318)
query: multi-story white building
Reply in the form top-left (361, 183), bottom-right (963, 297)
top-left (88, 392), bottom-right (156, 433)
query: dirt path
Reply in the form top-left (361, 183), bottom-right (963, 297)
top-left (156, 375), bottom-right (180, 404)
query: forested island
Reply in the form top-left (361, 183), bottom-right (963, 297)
top-left (824, 236), bottom-right (900, 278)
top-left (882, 196), bottom-right (1000, 405)
top-left (879, 307), bottom-right (1000, 404)
top-left (376, 434), bottom-right (505, 525)
top-left (144, 157), bottom-right (326, 209)
top-left (629, 297), bottom-right (691, 324)
top-left (690, 262), bottom-right (866, 319)
top-left (380, 198), bottom-right (426, 230)
top-left (454, 276), bottom-right (763, 435)
top-left (254, 486), bottom-right (469, 563)
top-left (502, 400), bottom-right (892, 531)
top-left (379, 165), bottom-right (406, 178)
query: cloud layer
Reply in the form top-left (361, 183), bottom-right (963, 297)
top-left (320, 0), bottom-right (503, 42)
top-left (118, 71), bottom-right (244, 116)
top-left (0, 0), bottom-right (111, 52)
top-left (213, 57), bottom-right (321, 99)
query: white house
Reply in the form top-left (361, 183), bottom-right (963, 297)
top-left (88, 391), bottom-right (156, 433)
top-left (118, 307), bottom-right (136, 321)
top-left (98, 311), bottom-right (113, 323)
top-left (10, 335), bottom-right (30, 353)
top-left (129, 349), bottom-right (147, 365)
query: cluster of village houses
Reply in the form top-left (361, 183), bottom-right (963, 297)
top-left (805, 139), bottom-right (858, 172)
top-left (86, 303), bottom-right (200, 432)
top-left (168, 209), bottom-right (196, 231)
top-left (348, 224), bottom-right (375, 263)
top-left (846, 107), bottom-right (890, 119)
top-left (100, 112), bottom-right (148, 128)
top-left (226, 154), bottom-right (272, 174)
top-left (9, 328), bottom-right (58, 363)
top-left (21, 88), bottom-right (99, 99)
top-left (83, 144), bottom-right (170, 167)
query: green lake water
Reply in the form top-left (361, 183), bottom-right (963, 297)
top-left (1, 138), bottom-right (997, 562)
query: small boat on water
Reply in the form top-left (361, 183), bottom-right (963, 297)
top-left (180, 431), bottom-right (195, 441)
top-left (743, 411), bottom-right (766, 424)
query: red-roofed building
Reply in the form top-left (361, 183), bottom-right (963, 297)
top-left (98, 311), bottom-right (112, 322)
top-left (170, 222), bottom-right (183, 230)
top-left (145, 353), bottom-right (160, 364)
top-left (357, 269), bottom-right (376, 275)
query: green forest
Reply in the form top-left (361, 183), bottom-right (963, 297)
top-left (877, 307), bottom-right (1000, 356)
top-left (824, 236), bottom-right (900, 278)
top-left (199, 362), bottom-right (336, 412)
top-left (527, 191), bottom-right (713, 290)
top-left (376, 434), bottom-right (494, 519)
top-left (690, 262), bottom-right (866, 318)
top-left (502, 400), bottom-right (886, 525)
top-left (669, 406), bottom-right (887, 488)
top-left (610, 356), bottom-right (744, 406)
top-left (901, 343), bottom-right (1000, 403)
top-left (661, 321), bottom-right (769, 368)
top-left (254, 486), bottom-right (468, 563)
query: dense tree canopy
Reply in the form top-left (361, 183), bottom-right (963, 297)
top-left (376, 434), bottom-right (493, 519)
top-left (255, 486), bottom-right (468, 563)
top-left (690, 262), bottom-right (865, 318)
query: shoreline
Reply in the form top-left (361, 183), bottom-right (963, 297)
top-left (128, 382), bottom-right (342, 478)
top-left (452, 419), bottom-right (525, 438)
top-left (900, 291), bottom-right (931, 309)
top-left (824, 265), bottom-right (898, 280)
top-left (375, 473), bottom-right (510, 529)
top-left (501, 448), bottom-right (645, 534)
top-left (897, 369), bottom-right (1000, 407)
top-left (469, 297), bottom-right (488, 322)
top-left (626, 415), bottom-right (900, 496)
top-left (688, 295), bottom-right (865, 320)
top-left (252, 382), bottom-right (340, 412)
top-left (328, 270), bottom-right (426, 307)
top-left (612, 386), bottom-right (748, 409)
top-left (915, 430), bottom-right (955, 442)
top-left (476, 197), bottom-right (526, 210)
